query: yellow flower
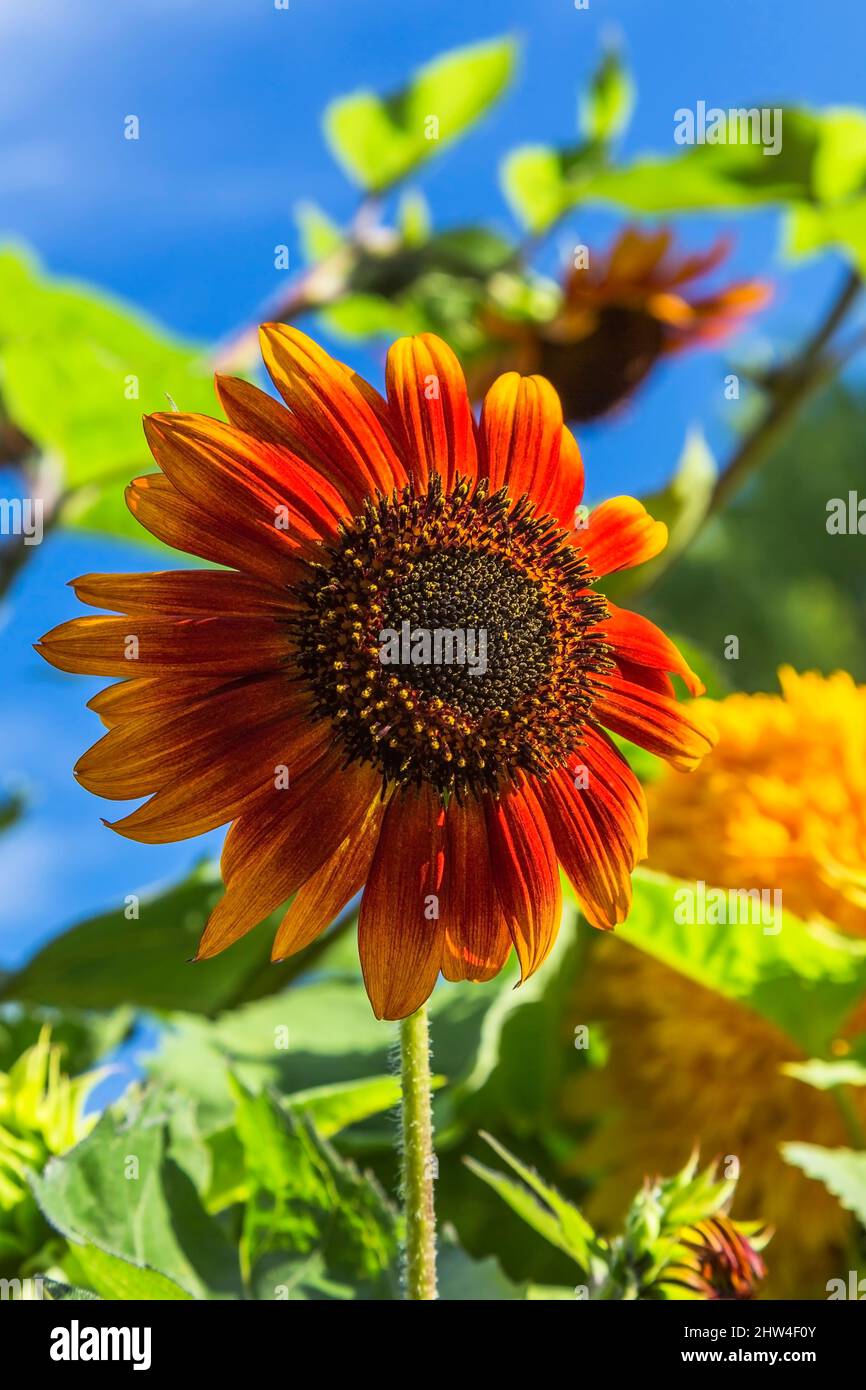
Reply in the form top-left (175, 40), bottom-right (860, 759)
top-left (565, 668), bottom-right (866, 1299)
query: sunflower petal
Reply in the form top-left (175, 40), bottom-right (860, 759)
top-left (440, 796), bottom-right (511, 983)
top-left (538, 729), bottom-right (647, 929)
top-left (357, 783), bottom-right (445, 1020)
top-left (71, 569), bottom-right (298, 618)
top-left (126, 474), bottom-right (306, 587)
top-left (385, 333), bottom-right (477, 491)
top-left (484, 778), bottom-right (561, 982)
top-left (196, 751), bottom-right (380, 958)
top-left (271, 793), bottom-right (388, 961)
top-left (36, 613), bottom-right (291, 678)
top-left (260, 323), bottom-right (407, 498)
top-left (592, 673), bottom-right (717, 771)
top-left (603, 603), bottom-right (705, 696)
top-left (577, 496), bottom-right (668, 578)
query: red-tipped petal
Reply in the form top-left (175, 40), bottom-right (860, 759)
top-left (538, 729), bottom-right (648, 930)
top-left (357, 783), bottom-right (445, 1020)
top-left (577, 496), bottom-right (667, 578)
top-left (603, 603), bottom-right (705, 696)
top-left (260, 323), bottom-right (407, 499)
top-left (592, 673), bottom-right (717, 771)
top-left (385, 333), bottom-right (477, 491)
top-left (485, 778), bottom-right (561, 982)
top-left (439, 796), bottom-right (511, 983)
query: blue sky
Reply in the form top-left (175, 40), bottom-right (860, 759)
top-left (1, 0), bottom-right (864, 965)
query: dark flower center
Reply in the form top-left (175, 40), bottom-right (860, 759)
top-left (294, 475), bottom-right (613, 798)
top-left (379, 548), bottom-right (553, 718)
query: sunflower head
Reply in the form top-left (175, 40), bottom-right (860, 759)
top-left (566, 668), bottom-right (866, 1296)
top-left (472, 226), bottom-right (769, 422)
top-left (659, 1214), bottom-right (770, 1301)
top-left (37, 327), bottom-right (714, 1018)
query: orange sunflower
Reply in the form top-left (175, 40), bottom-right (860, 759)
top-left (36, 328), bottom-right (715, 1019)
top-left (472, 226), bottom-right (770, 421)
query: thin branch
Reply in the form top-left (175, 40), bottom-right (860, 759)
top-left (709, 267), bottom-right (862, 515)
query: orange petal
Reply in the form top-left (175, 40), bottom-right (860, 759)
top-left (87, 675), bottom-right (235, 729)
top-left (143, 413), bottom-right (335, 562)
top-left (592, 673), bottom-right (717, 771)
top-left (71, 569), bottom-right (299, 618)
top-left (197, 750), bottom-right (380, 958)
top-left (385, 334), bottom-right (477, 491)
top-left (484, 778), bottom-right (561, 982)
top-left (537, 728), bottom-right (647, 930)
top-left (603, 603), bottom-right (705, 696)
top-left (608, 226), bottom-right (673, 284)
top-left (214, 373), bottom-right (356, 520)
top-left (477, 372), bottom-right (567, 508)
top-left (357, 783), bottom-right (445, 1020)
top-left (126, 474), bottom-right (307, 588)
top-left (439, 796), bottom-right (511, 983)
top-left (36, 613), bottom-right (291, 678)
top-left (260, 323), bottom-right (407, 499)
top-left (76, 671), bottom-right (305, 800)
top-left (107, 704), bottom-right (329, 843)
top-left (271, 792), bottom-right (388, 961)
top-left (577, 496), bottom-right (667, 578)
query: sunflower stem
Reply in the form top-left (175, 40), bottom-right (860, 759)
top-left (399, 1003), bottom-right (437, 1300)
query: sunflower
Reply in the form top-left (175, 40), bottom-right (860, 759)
top-left (565, 669), bottom-right (866, 1298)
top-left (471, 226), bottom-right (769, 421)
top-left (37, 327), bottom-right (714, 1020)
top-left (659, 1215), bottom-right (770, 1301)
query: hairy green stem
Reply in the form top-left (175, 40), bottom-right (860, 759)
top-left (399, 1003), bottom-right (437, 1300)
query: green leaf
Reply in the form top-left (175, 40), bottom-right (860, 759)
top-left (324, 37), bottom-right (517, 191)
top-left (0, 789), bottom-right (26, 835)
top-left (510, 106), bottom-right (866, 227)
top-left (232, 1082), bottom-right (400, 1299)
top-left (780, 1143), bottom-right (866, 1226)
top-left (437, 1239), bottom-right (529, 1300)
top-left (465, 1131), bottom-right (602, 1273)
top-left (610, 869), bottom-right (866, 1056)
top-left (29, 1088), bottom-right (241, 1299)
top-left (320, 293), bottom-right (424, 341)
top-left (781, 1059), bottom-right (866, 1090)
top-left (294, 201), bottom-right (345, 263)
top-left (0, 245), bottom-right (216, 545)
top-left (397, 190), bottom-right (432, 247)
top-left (283, 1075), bottom-right (406, 1138)
top-left (502, 144), bottom-right (599, 233)
top-left (785, 198), bottom-right (866, 278)
top-left (0, 1004), bottom-right (133, 1075)
top-left (43, 1278), bottom-right (102, 1301)
top-left (0, 862), bottom-right (316, 1017)
top-left (603, 428), bottom-right (717, 603)
top-left (63, 1244), bottom-right (193, 1300)
top-left (580, 49), bottom-right (634, 144)
top-left (150, 972), bottom-right (510, 1133)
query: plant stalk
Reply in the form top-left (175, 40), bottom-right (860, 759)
top-left (399, 1003), bottom-right (437, 1300)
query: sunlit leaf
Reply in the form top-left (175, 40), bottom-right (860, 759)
top-left (782, 1058), bottom-right (866, 1090)
top-left (29, 1088), bottom-right (241, 1299)
top-left (325, 37), bottom-right (517, 191)
top-left (580, 49), bottom-right (634, 144)
top-left (63, 1243), bottom-right (194, 1300)
top-left (781, 1143), bottom-right (866, 1227)
top-left (0, 863), bottom-right (319, 1017)
top-left (608, 868), bottom-right (866, 1056)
